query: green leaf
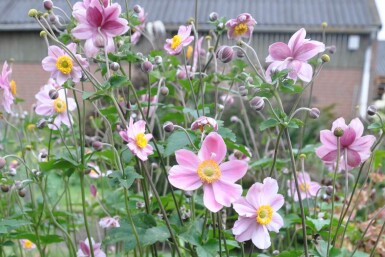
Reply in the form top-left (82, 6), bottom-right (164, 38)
top-left (217, 127), bottom-right (236, 142)
top-left (367, 122), bottom-right (382, 130)
top-left (0, 219), bottom-right (31, 234)
top-left (164, 130), bottom-right (196, 157)
top-left (109, 75), bottom-right (130, 89)
top-left (277, 250), bottom-right (303, 257)
top-left (259, 118), bottom-right (280, 131)
top-left (119, 167), bottom-right (142, 189)
top-left (306, 217), bottom-right (329, 232)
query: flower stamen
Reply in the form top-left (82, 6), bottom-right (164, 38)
top-left (53, 98), bottom-right (67, 113)
top-left (10, 80), bottom-right (16, 96)
top-left (136, 133), bottom-right (148, 148)
top-left (234, 23), bottom-right (248, 36)
top-left (171, 35), bottom-right (182, 50)
top-left (299, 182), bottom-right (310, 192)
top-left (56, 56), bottom-right (73, 75)
top-left (197, 160), bottom-right (221, 183)
top-left (256, 205), bottom-right (273, 225)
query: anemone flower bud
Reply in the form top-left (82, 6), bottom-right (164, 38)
top-left (154, 56), bottom-right (163, 65)
top-left (133, 5), bottom-right (142, 13)
top-left (321, 54), bottom-right (330, 63)
top-left (110, 62), bottom-right (120, 71)
top-left (141, 61), bottom-right (153, 73)
top-left (328, 45), bottom-right (336, 54)
top-left (49, 14), bottom-right (58, 24)
top-left (92, 141), bottom-right (103, 151)
top-left (0, 157), bottom-right (6, 169)
top-left (163, 121), bottom-right (174, 133)
top-left (333, 127), bottom-right (344, 137)
top-left (236, 49), bottom-right (245, 58)
top-left (230, 116), bottom-right (239, 123)
top-left (18, 188), bottom-right (27, 198)
top-left (151, 162), bottom-right (159, 169)
top-left (1, 185), bottom-right (9, 193)
top-left (90, 184), bottom-right (97, 197)
top-left (216, 46), bottom-right (234, 63)
top-left (36, 119), bottom-right (47, 129)
top-left (367, 105), bottom-right (377, 116)
top-left (321, 22), bottom-right (328, 29)
top-left (48, 89), bottom-right (58, 100)
top-left (28, 9), bottom-right (38, 17)
top-left (309, 108), bottom-right (320, 119)
top-left (40, 31), bottom-right (47, 37)
top-left (43, 0), bottom-right (53, 10)
top-left (325, 186), bottom-right (333, 195)
top-left (160, 86), bottom-right (169, 96)
top-left (273, 250), bottom-right (280, 256)
top-left (209, 12), bottom-right (219, 22)
top-left (249, 96), bottom-right (265, 111)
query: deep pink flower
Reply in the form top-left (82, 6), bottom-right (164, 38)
top-left (225, 13), bottom-right (257, 40)
top-left (42, 43), bottom-right (88, 86)
top-left (72, 0), bottom-right (129, 57)
top-left (77, 238), bottom-right (106, 257)
top-left (99, 216), bottom-right (120, 229)
top-left (265, 28), bottom-right (325, 82)
top-left (316, 117), bottom-right (376, 169)
top-left (168, 132), bottom-right (248, 212)
top-left (35, 81), bottom-right (77, 130)
top-left (164, 25), bottom-right (194, 55)
top-left (287, 172), bottom-right (321, 201)
top-left (119, 118), bottom-right (154, 161)
top-left (191, 116), bottom-right (218, 132)
top-left (0, 61), bottom-right (15, 113)
top-left (232, 177), bottom-right (284, 249)
top-left (131, 7), bottom-right (147, 45)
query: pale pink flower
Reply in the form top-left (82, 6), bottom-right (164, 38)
top-left (72, 0), bottom-right (129, 57)
top-left (0, 61), bottom-right (15, 113)
top-left (191, 116), bottom-right (218, 132)
top-left (168, 132), bottom-right (248, 212)
top-left (87, 162), bottom-right (102, 178)
top-left (34, 82), bottom-right (77, 130)
top-left (176, 65), bottom-right (193, 79)
top-left (42, 43), bottom-right (88, 86)
top-left (287, 172), bottom-right (321, 201)
top-left (265, 28), bottom-right (325, 82)
top-left (20, 239), bottom-right (36, 250)
top-left (220, 94), bottom-right (234, 105)
top-left (232, 177), bottom-right (284, 249)
top-left (99, 216), bottom-right (120, 229)
top-left (225, 13), bottom-right (257, 40)
top-left (77, 238), bottom-right (106, 257)
top-left (131, 7), bottom-right (147, 45)
top-left (119, 118), bottom-right (154, 161)
top-left (316, 118), bottom-right (376, 169)
top-left (164, 25), bottom-right (194, 55)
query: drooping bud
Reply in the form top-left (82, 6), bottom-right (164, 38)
top-left (18, 188), bottom-right (27, 198)
top-left (249, 96), bottom-right (265, 111)
top-left (28, 9), bottom-right (38, 17)
top-left (272, 250), bottom-right (280, 256)
top-left (367, 105), bottom-right (377, 116)
top-left (154, 56), bottom-right (163, 65)
top-left (110, 62), bottom-right (120, 71)
top-left (160, 86), bottom-right (169, 96)
top-left (0, 157), bottom-right (6, 169)
top-left (40, 31), bottom-right (47, 37)
top-left (309, 108), bottom-right (320, 119)
top-left (321, 22), bottom-right (328, 29)
top-left (333, 127), bottom-right (344, 137)
top-left (92, 141), bottom-right (103, 151)
top-left (141, 61), bottom-right (153, 73)
top-left (321, 54), bottom-right (330, 63)
top-left (1, 185), bottom-right (9, 193)
top-left (230, 116), bottom-right (239, 123)
top-left (48, 89), bottom-right (58, 99)
top-left (216, 46), bottom-right (234, 63)
top-left (209, 12), bottom-right (219, 22)
top-left (49, 14), bottom-right (58, 24)
top-left (163, 121), bottom-right (174, 133)
top-left (238, 86), bottom-right (248, 97)
top-left (328, 45), bottom-right (336, 54)
top-left (43, 0), bottom-right (53, 11)
top-left (133, 5), bottom-right (142, 13)
top-left (36, 119), bottom-right (47, 129)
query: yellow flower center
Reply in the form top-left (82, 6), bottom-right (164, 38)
top-left (197, 160), bottom-right (221, 183)
top-left (186, 45), bottom-right (193, 60)
top-left (299, 182), bottom-right (310, 192)
top-left (56, 55), bottom-right (73, 75)
top-left (136, 133), bottom-right (148, 148)
top-left (171, 35), bottom-right (182, 50)
top-left (23, 240), bottom-right (34, 249)
top-left (53, 98), bottom-right (67, 113)
top-left (234, 23), bottom-right (248, 36)
top-left (10, 80), bottom-right (16, 96)
top-left (256, 205), bottom-right (273, 225)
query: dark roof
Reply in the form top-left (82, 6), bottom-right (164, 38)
top-left (376, 41), bottom-right (385, 76)
top-left (0, 0), bottom-right (381, 32)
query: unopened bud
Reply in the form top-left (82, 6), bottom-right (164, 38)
top-left (234, 150), bottom-right (243, 159)
top-left (90, 184), bottom-right (97, 197)
top-left (328, 45), bottom-right (336, 54)
top-left (273, 250), bottom-right (280, 256)
top-left (1, 185), bottom-right (9, 193)
top-left (48, 89), bottom-right (58, 99)
top-left (321, 54), bottom-right (330, 63)
top-left (326, 186), bottom-right (333, 195)
top-left (230, 116), bottom-right (239, 123)
top-left (333, 127), bottom-right (344, 137)
top-left (209, 12), bottom-right (219, 22)
top-left (236, 49), bottom-right (245, 58)
top-left (141, 61), bottom-right (153, 73)
top-left (43, 0), bottom-right (53, 10)
top-left (28, 9), bottom-right (38, 17)
top-left (40, 31), bottom-right (47, 37)
top-left (163, 121), bottom-right (174, 133)
top-left (299, 154), bottom-right (306, 159)
top-left (249, 96), bottom-right (265, 111)
top-left (205, 35), bottom-right (212, 41)
top-left (49, 14), bottom-right (58, 24)
top-left (239, 88), bottom-right (248, 97)
top-left (18, 188), bottom-right (27, 198)
top-left (0, 158), bottom-right (5, 169)
top-left (92, 141), bottom-right (103, 151)
top-left (367, 105), bottom-right (377, 116)
top-left (309, 108), bottom-right (320, 119)
top-left (151, 162), bottom-right (159, 169)
top-left (133, 5), bottom-right (142, 13)
top-left (216, 46), bottom-right (234, 63)
top-left (110, 62), bottom-right (120, 71)
top-left (25, 145), bottom-right (33, 151)
top-left (36, 119), bottom-right (47, 129)
top-left (322, 22), bottom-right (328, 29)
top-left (154, 56), bottom-right (163, 65)
top-left (217, 22), bottom-right (224, 30)
top-left (160, 86), bottom-right (169, 96)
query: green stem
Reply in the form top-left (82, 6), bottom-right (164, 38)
top-left (80, 174), bottom-right (95, 257)
top-left (124, 189), bottom-right (144, 256)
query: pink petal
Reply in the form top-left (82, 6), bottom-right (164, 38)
top-left (268, 42), bottom-right (291, 61)
top-left (119, 130), bottom-right (129, 142)
top-left (269, 194), bottom-right (284, 211)
top-left (245, 182), bottom-right (263, 209)
top-left (319, 130), bottom-right (337, 148)
top-left (233, 197), bottom-right (256, 217)
top-left (294, 41), bottom-right (325, 61)
top-left (346, 149), bottom-right (361, 167)
top-left (251, 225), bottom-right (271, 249)
top-left (288, 28), bottom-right (306, 53)
top-left (103, 19), bottom-right (129, 37)
top-left (80, 241), bottom-right (90, 255)
top-left (309, 182), bottom-right (321, 196)
top-left (232, 217), bottom-right (258, 242)
top-left (321, 149), bottom-right (338, 162)
top-left (84, 39), bottom-right (100, 58)
top-left (35, 104), bottom-right (54, 116)
top-left (340, 127), bottom-right (356, 147)
top-left (203, 184), bottom-right (223, 212)
top-left (168, 165), bottom-right (202, 191)
top-left (175, 149), bottom-right (200, 170)
top-left (266, 213), bottom-right (284, 232)
top-left (48, 45), bottom-right (64, 58)
top-left (349, 135), bottom-right (375, 157)
top-left (260, 177), bottom-right (279, 205)
top-left (331, 117), bottom-right (348, 132)
top-left (198, 132), bottom-right (226, 163)
top-left (297, 62), bottom-right (313, 82)
top-left (86, 6), bottom-right (102, 27)
top-left (348, 118), bottom-right (364, 138)
top-left (212, 180), bottom-right (242, 207)
top-left (287, 60), bottom-right (302, 81)
top-left (41, 57), bottom-right (58, 72)
top-left (219, 160), bottom-right (248, 183)
top-left (182, 36), bottom-right (194, 47)
top-left (178, 25), bottom-right (192, 40)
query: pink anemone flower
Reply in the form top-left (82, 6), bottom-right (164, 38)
top-left (164, 25), bottom-right (194, 55)
top-left (225, 13), bottom-right (257, 40)
top-left (168, 132), bottom-right (248, 212)
top-left (99, 216), bottom-right (120, 229)
top-left (191, 116), bottom-right (218, 132)
top-left (0, 61), bottom-right (16, 113)
top-left (77, 238), bottom-right (106, 257)
top-left (232, 177), bottom-right (284, 249)
top-left (316, 117), bottom-right (376, 169)
top-left (72, 0), bottom-right (129, 57)
top-left (265, 28), bottom-right (325, 82)
top-left (119, 117), bottom-right (154, 161)
top-left (42, 43), bottom-right (88, 86)
top-left (34, 81), bottom-right (77, 130)
top-left (288, 172), bottom-right (321, 201)
top-left (20, 239), bottom-right (36, 250)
